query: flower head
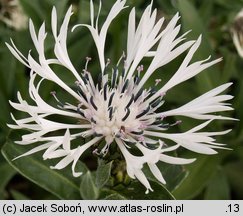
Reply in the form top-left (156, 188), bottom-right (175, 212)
top-left (7, 0), bottom-right (233, 193)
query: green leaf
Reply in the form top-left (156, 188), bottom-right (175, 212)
top-left (103, 193), bottom-right (126, 200)
top-left (224, 161), bottom-right (243, 199)
top-left (204, 167), bottom-right (230, 199)
top-left (0, 162), bottom-right (16, 191)
top-left (176, 0), bottom-right (220, 93)
top-left (199, 0), bottom-right (214, 26)
top-left (114, 180), bottom-right (175, 200)
top-left (215, 0), bottom-right (243, 10)
top-left (1, 140), bottom-right (86, 199)
top-left (143, 162), bottom-right (188, 192)
top-left (173, 155), bottom-right (220, 199)
top-left (234, 77), bottom-right (243, 132)
top-left (99, 188), bottom-right (126, 200)
top-left (43, 0), bottom-right (68, 17)
top-left (78, 1), bottom-right (95, 23)
top-left (80, 171), bottom-right (99, 200)
top-left (96, 159), bottom-right (113, 188)
top-left (0, 161), bottom-right (16, 199)
top-left (10, 190), bottom-right (30, 200)
top-left (221, 51), bottom-right (238, 83)
top-left (157, 0), bottom-right (177, 14)
top-left (176, 0), bottom-right (212, 52)
top-left (161, 164), bottom-right (188, 192)
top-left (103, 194), bottom-right (126, 200)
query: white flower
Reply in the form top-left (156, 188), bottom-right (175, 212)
top-left (0, 0), bottom-right (27, 30)
top-left (231, 9), bottom-right (243, 58)
top-left (6, 0), bottom-right (233, 193)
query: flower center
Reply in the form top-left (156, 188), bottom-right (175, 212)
top-left (84, 87), bottom-right (143, 144)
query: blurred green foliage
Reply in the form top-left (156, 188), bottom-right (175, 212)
top-left (0, 0), bottom-right (242, 199)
